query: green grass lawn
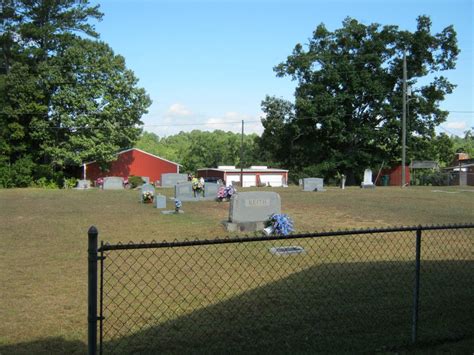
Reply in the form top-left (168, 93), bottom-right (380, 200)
top-left (0, 186), bottom-right (473, 353)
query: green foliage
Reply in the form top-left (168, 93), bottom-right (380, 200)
top-left (63, 177), bottom-right (78, 189)
top-left (0, 156), bottom-right (35, 188)
top-left (136, 130), bottom-right (261, 172)
top-left (452, 129), bottom-right (474, 157)
top-left (32, 177), bottom-right (59, 189)
top-left (261, 16), bottom-right (459, 183)
top-left (128, 175), bottom-right (145, 188)
top-left (0, 0), bottom-right (151, 187)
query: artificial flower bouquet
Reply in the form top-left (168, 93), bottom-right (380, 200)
top-left (142, 190), bottom-right (154, 203)
top-left (264, 213), bottom-right (294, 236)
top-left (217, 185), bottom-right (236, 201)
top-left (192, 179), bottom-right (204, 197)
top-left (95, 177), bottom-right (104, 188)
top-left (175, 199), bottom-right (182, 213)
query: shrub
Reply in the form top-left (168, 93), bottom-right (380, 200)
top-left (32, 177), bottom-right (59, 189)
top-left (63, 177), bottom-right (78, 189)
top-left (128, 175), bottom-right (144, 188)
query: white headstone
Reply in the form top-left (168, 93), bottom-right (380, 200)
top-left (361, 169), bottom-right (375, 188)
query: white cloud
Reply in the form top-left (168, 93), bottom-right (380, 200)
top-left (204, 112), bottom-right (264, 135)
top-left (444, 121), bottom-right (467, 130)
top-left (166, 103), bottom-right (192, 116)
top-left (142, 105), bottom-right (265, 136)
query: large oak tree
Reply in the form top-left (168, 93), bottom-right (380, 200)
top-left (259, 16), bottom-right (459, 183)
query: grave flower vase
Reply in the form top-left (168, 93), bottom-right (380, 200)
top-left (263, 226), bottom-right (274, 236)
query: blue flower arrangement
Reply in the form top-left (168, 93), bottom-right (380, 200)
top-left (175, 199), bottom-right (182, 212)
top-left (265, 213), bottom-right (294, 236)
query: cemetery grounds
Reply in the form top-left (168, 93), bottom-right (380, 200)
top-left (0, 186), bottom-right (473, 353)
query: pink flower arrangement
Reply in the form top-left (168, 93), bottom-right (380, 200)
top-left (96, 177), bottom-right (104, 188)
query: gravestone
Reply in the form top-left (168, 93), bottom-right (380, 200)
top-left (298, 179), bottom-right (303, 187)
top-left (139, 183), bottom-right (155, 202)
top-left (174, 182), bottom-right (217, 201)
top-left (270, 246), bottom-right (305, 256)
top-left (225, 191), bottom-right (281, 232)
top-left (154, 194), bottom-right (167, 209)
top-left (103, 176), bottom-right (124, 190)
top-left (204, 182), bottom-right (221, 199)
top-left (174, 182), bottom-right (194, 201)
top-left (361, 169), bottom-right (375, 188)
top-left (76, 179), bottom-right (91, 189)
top-left (302, 178), bottom-right (325, 191)
top-left (161, 173), bottom-right (188, 187)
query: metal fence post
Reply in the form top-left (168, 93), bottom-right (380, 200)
top-left (88, 226), bottom-right (98, 355)
top-left (411, 226), bottom-right (422, 344)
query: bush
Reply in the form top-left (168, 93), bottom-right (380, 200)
top-left (128, 175), bottom-right (144, 188)
top-left (32, 177), bottom-right (59, 189)
top-left (63, 177), bottom-right (78, 189)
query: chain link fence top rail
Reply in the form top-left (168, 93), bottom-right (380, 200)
top-left (97, 225), bottom-right (473, 354)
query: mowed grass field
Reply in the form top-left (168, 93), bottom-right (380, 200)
top-left (0, 186), bottom-right (473, 353)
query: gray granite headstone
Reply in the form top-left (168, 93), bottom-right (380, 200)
top-left (204, 182), bottom-right (221, 199)
top-left (76, 179), bottom-right (91, 189)
top-left (155, 194), bottom-right (166, 209)
top-left (174, 182), bottom-right (217, 201)
top-left (140, 183), bottom-right (155, 202)
top-left (103, 177), bottom-right (124, 190)
top-left (302, 178), bottom-right (325, 191)
top-left (229, 191), bottom-right (281, 223)
top-left (174, 182), bottom-right (194, 201)
top-left (161, 173), bottom-right (188, 187)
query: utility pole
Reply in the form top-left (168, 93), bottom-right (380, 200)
top-left (240, 120), bottom-right (244, 187)
top-left (402, 51), bottom-right (407, 187)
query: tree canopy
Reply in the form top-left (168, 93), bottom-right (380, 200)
top-left (258, 16), bottom-right (459, 183)
top-left (0, 0), bottom-right (151, 187)
top-left (136, 130), bottom-right (261, 173)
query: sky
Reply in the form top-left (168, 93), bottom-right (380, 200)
top-left (91, 0), bottom-right (473, 137)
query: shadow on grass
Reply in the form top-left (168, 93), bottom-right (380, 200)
top-left (0, 337), bottom-right (86, 354)
top-left (103, 259), bottom-right (473, 354)
top-left (1, 260), bottom-right (472, 354)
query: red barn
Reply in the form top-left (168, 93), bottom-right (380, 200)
top-left (84, 148), bottom-right (181, 184)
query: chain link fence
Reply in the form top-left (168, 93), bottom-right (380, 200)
top-left (88, 225), bottom-right (473, 354)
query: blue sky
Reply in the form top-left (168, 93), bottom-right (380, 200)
top-left (91, 0), bottom-right (473, 137)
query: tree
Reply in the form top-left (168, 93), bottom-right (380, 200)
top-left (0, 0), bottom-right (151, 185)
top-left (135, 130), bottom-right (260, 172)
top-left (261, 16), bottom-right (459, 183)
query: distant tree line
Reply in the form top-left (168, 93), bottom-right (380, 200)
top-left (135, 129), bottom-right (473, 183)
